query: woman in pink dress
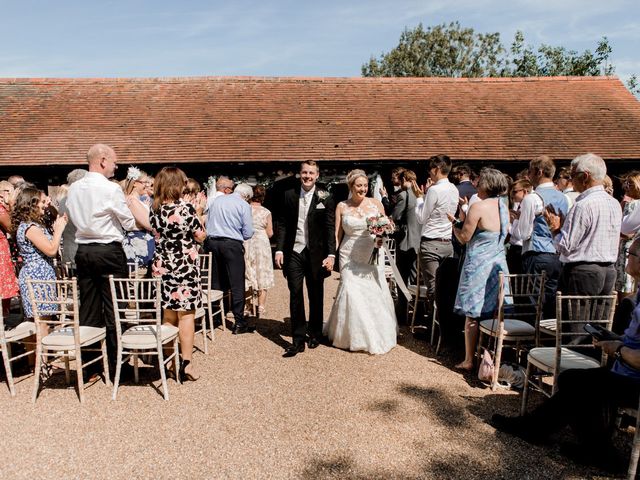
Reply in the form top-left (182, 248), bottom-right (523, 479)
top-left (0, 181), bottom-right (19, 316)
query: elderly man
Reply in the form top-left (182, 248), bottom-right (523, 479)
top-left (546, 153), bottom-right (621, 296)
top-left (203, 176), bottom-right (234, 228)
top-left (511, 155), bottom-right (568, 318)
top-left (66, 144), bottom-right (148, 376)
top-left (206, 183), bottom-right (254, 334)
top-left (492, 236), bottom-right (640, 474)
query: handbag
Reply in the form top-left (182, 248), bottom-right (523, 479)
top-left (478, 348), bottom-right (495, 383)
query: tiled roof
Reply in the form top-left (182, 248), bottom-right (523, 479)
top-left (0, 76), bottom-right (639, 166)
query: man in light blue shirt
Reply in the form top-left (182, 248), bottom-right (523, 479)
top-left (204, 183), bottom-right (254, 334)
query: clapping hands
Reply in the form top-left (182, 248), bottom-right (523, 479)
top-left (544, 205), bottom-right (564, 234)
top-left (53, 213), bottom-right (68, 234)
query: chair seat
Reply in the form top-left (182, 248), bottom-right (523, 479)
top-left (528, 347), bottom-right (601, 372)
top-left (195, 307), bottom-right (206, 318)
top-left (539, 318), bottom-right (556, 336)
top-left (4, 321), bottom-right (36, 341)
top-left (202, 289), bottom-right (224, 303)
top-left (479, 318), bottom-right (535, 338)
top-left (42, 326), bottom-right (106, 350)
top-left (408, 284), bottom-right (428, 298)
top-left (121, 324), bottom-right (179, 349)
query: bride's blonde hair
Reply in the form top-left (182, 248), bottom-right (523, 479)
top-left (346, 169), bottom-right (368, 190)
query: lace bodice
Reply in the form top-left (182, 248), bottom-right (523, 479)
top-left (338, 200), bottom-right (381, 268)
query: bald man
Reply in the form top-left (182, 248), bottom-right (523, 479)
top-left (66, 144), bottom-right (147, 378)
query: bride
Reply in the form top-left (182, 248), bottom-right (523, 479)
top-left (323, 169), bottom-right (397, 354)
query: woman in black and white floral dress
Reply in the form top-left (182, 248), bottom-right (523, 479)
top-left (150, 167), bottom-right (206, 381)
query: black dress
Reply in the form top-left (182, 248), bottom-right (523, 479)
top-left (150, 200), bottom-right (203, 311)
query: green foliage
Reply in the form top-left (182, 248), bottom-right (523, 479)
top-left (628, 75), bottom-right (640, 98)
top-left (363, 23), bottom-right (616, 79)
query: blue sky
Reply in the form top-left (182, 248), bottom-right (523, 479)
top-left (1, 0), bottom-right (638, 82)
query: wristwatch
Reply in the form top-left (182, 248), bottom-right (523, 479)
top-left (614, 344), bottom-right (625, 360)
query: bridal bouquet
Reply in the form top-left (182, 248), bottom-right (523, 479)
top-left (366, 213), bottom-right (395, 265)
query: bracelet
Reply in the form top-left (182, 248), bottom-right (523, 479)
top-left (614, 344), bottom-right (625, 360)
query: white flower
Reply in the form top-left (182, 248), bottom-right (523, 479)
top-left (317, 190), bottom-right (329, 201)
top-left (127, 166), bottom-right (142, 181)
top-left (131, 237), bottom-right (148, 256)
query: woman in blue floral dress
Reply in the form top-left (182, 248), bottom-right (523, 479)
top-left (122, 167), bottom-right (155, 275)
top-left (12, 187), bottom-right (67, 335)
top-left (451, 169), bottom-right (511, 371)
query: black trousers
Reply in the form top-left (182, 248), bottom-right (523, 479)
top-left (206, 237), bottom-right (247, 328)
top-left (75, 242), bottom-right (128, 367)
top-left (559, 262), bottom-right (616, 296)
top-left (525, 367), bottom-right (640, 447)
top-left (285, 248), bottom-right (325, 346)
top-left (522, 252), bottom-right (562, 319)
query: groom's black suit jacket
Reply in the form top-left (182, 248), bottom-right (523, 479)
top-left (276, 186), bottom-right (336, 276)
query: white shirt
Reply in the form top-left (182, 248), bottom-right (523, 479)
top-left (67, 172), bottom-right (136, 244)
top-left (509, 182), bottom-right (554, 253)
top-left (294, 186), bottom-right (315, 253)
top-left (414, 178), bottom-right (458, 239)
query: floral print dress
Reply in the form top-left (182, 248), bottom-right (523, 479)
top-left (150, 200), bottom-right (203, 311)
top-left (122, 198), bottom-right (155, 269)
top-left (0, 204), bottom-right (18, 299)
top-left (17, 222), bottom-right (56, 318)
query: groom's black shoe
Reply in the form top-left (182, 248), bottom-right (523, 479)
top-left (307, 337), bottom-right (320, 349)
top-left (283, 343), bottom-right (305, 358)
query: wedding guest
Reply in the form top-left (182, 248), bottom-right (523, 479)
top-left (545, 153), bottom-right (621, 296)
top-left (183, 178), bottom-right (201, 204)
top-left (7, 175), bottom-right (24, 187)
top-left (0, 181), bottom-right (18, 316)
top-left (122, 166), bottom-right (155, 275)
top-left (244, 185), bottom-right (274, 315)
top-left (12, 187), bottom-right (67, 336)
top-left (324, 169), bottom-right (397, 354)
top-left (380, 167), bottom-right (405, 215)
top-left (206, 183), bottom-right (254, 334)
top-left (506, 179), bottom-right (533, 275)
top-left (510, 155), bottom-right (568, 319)
top-left (413, 154), bottom-right (459, 323)
top-left (150, 167), bottom-right (206, 381)
top-left (603, 175), bottom-right (614, 196)
top-left (554, 167), bottom-right (579, 208)
top-left (452, 164), bottom-right (477, 201)
top-left (392, 169), bottom-right (421, 319)
top-left (615, 172), bottom-right (640, 297)
top-left (451, 168), bottom-right (510, 371)
top-left (58, 169), bottom-right (87, 266)
top-left (66, 144), bottom-right (147, 377)
top-left (203, 176), bottom-right (234, 228)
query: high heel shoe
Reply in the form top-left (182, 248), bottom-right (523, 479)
top-left (178, 360), bottom-right (200, 382)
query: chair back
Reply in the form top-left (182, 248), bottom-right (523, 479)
top-left (497, 272), bottom-right (546, 340)
top-left (53, 260), bottom-right (76, 280)
top-left (554, 292), bottom-right (617, 369)
top-left (26, 278), bottom-right (79, 343)
top-left (108, 276), bottom-right (163, 336)
top-left (385, 238), bottom-right (396, 263)
top-left (199, 252), bottom-right (212, 293)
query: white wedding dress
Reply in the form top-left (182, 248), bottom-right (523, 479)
top-left (323, 202), bottom-right (398, 354)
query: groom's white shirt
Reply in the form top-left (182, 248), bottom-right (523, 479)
top-left (294, 186), bottom-right (315, 253)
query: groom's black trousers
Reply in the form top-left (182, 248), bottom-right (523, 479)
top-left (286, 248), bottom-right (324, 346)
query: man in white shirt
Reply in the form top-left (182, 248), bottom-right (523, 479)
top-left (414, 154), bottom-right (459, 320)
top-left (66, 144), bottom-right (148, 375)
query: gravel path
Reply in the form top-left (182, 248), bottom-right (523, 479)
top-left (0, 271), bottom-right (624, 479)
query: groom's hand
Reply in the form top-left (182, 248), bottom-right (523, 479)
top-left (275, 252), bottom-right (284, 269)
top-left (322, 256), bottom-right (334, 271)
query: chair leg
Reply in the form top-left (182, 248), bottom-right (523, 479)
top-left (157, 342), bottom-right (169, 401)
top-left (173, 338), bottom-right (181, 385)
top-left (628, 410), bottom-right (640, 480)
top-left (112, 347), bottom-right (123, 401)
top-left (1, 343), bottom-right (15, 397)
top-left (101, 340), bottom-right (111, 386)
top-left (31, 346), bottom-right (43, 403)
top-left (75, 350), bottom-right (84, 404)
top-left (430, 306), bottom-right (437, 346)
top-left (207, 307), bottom-right (215, 342)
top-left (64, 351), bottom-right (71, 385)
top-left (491, 334), bottom-right (504, 391)
top-left (520, 361), bottom-right (533, 416)
top-left (133, 354), bottom-right (139, 384)
top-left (220, 300), bottom-right (226, 331)
top-left (201, 314), bottom-right (209, 355)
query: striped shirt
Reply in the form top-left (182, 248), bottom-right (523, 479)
top-left (555, 185), bottom-right (621, 264)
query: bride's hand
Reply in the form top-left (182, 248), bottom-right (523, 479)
top-left (374, 236), bottom-right (383, 248)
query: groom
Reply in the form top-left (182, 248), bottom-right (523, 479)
top-left (275, 160), bottom-right (336, 357)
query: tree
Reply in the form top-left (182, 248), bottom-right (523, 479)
top-left (363, 23), bottom-right (616, 79)
top-left (361, 22), bottom-right (506, 78)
